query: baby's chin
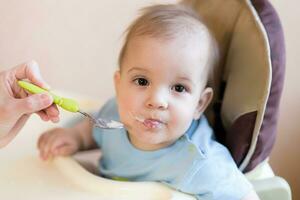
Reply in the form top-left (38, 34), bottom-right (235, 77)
top-left (128, 128), bottom-right (171, 144)
top-left (128, 135), bottom-right (173, 151)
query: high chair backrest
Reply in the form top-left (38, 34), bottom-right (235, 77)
top-left (182, 0), bottom-right (285, 172)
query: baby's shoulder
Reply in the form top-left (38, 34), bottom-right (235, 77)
top-left (97, 97), bottom-right (119, 119)
top-left (186, 117), bottom-right (229, 159)
top-left (177, 143), bottom-right (252, 199)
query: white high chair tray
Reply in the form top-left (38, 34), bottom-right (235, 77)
top-left (0, 115), bottom-right (107, 200)
top-left (0, 100), bottom-right (195, 200)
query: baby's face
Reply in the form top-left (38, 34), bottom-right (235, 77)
top-left (114, 36), bottom-right (210, 150)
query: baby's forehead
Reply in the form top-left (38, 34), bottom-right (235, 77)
top-left (125, 35), bottom-right (211, 73)
top-left (125, 40), bottom-right (209, 80)
top-left (128, 33), bottom-right (211, 56)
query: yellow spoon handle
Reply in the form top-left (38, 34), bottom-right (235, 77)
top-left (17, 80), bottom-right (79, 113)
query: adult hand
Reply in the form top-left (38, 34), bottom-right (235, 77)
top-left (0, 60), bottom-right (60, 148)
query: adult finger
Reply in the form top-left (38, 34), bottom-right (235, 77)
top-left (14, 93), bottom-right (53, 115)
top-left (14, 60), bottom-right (50, 90)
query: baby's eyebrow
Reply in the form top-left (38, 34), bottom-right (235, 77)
top-left (127, 67), bottom-right (148, 74)
top-left (177, 76), bottom-right (196, 87)
top-left (179, 78), bottom-right (196, 87)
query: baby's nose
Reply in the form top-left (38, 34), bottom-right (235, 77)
top-left (147, 100), bottom-right (168, 110)
top-left (146, 90), bottom-right (168, 110)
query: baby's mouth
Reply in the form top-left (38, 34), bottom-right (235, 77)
top-left (143, 119), bottom-right (163, 129)
top-left (134, 115), bottom-right (165, 129)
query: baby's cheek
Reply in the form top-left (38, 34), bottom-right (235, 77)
top-left (118, 99), bottom-right (136, 123)
top-left (172, 110), bottom-right (194, 133)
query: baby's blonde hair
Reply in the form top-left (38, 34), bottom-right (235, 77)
top-left (118, 4), bottom-right (219, 87)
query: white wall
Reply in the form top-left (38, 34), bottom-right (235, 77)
top-left (0, 0), bottom-right (178, 99)
top-left (269, 0), bottom-right (300, 199)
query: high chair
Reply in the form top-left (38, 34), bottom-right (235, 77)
top-left (0, 0), bottom-right (291, 199)
top-left (180, 0), bottom-right (291, 199)
top-left (69, 0), bottom-right (291, 199)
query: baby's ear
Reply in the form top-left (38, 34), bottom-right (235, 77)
top-left (113, 70), bottom-right (121, 94)
top-left (193, 87), bottom-right (213, 120)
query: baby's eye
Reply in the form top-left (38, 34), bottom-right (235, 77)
top-left (134, 78), bottom-right (149, 86)
top-left (171, 84), bottom-right (187, 93)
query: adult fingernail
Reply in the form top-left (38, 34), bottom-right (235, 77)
top-left (42, 82), bottom-right (51, 90)
top-left (39, 93), bottom-right (53, 104)
top-left (51, 117), bottom-right (60, 123)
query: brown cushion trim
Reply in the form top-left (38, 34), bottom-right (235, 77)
top-left (227, 112), bottom-right (257, 167)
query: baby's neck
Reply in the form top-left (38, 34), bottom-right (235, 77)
top-left (126, 131), bottom-right (177, 151)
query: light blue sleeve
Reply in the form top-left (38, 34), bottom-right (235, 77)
top-left (92, 97), bottom-right (119, 147)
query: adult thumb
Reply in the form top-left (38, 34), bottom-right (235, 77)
top-left (15, 93), bottom-right (53, 115)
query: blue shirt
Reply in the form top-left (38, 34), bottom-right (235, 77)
top-left (92, 98), bottom-right (252, 200)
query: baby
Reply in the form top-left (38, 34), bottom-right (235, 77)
top-left (38, 4), bottom-right (259, 200)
